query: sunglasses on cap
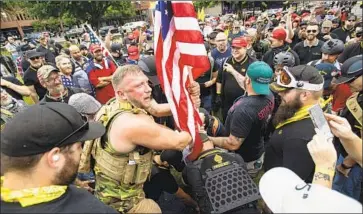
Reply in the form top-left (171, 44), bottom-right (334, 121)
top-left (276, 66), bottom-right (324, 91)
top-left (30, 56), bottom-right (41, 61)
top-left (54, 117), bottom-right (89, 148)
top-left (307, 29), bottom-right (317, 33)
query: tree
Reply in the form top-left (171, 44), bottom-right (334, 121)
top-left (29, 1), bottom-right (71, 33)
top-left (193, 1), bottom-right (219, 10)
top-left (2, 0), bottom-right (33, 37)
top-left (67, 1), bottom-right (133, 30)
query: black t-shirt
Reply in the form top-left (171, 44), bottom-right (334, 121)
top-left (331, 27), bottom-right (355, 43)
top-left (1, 185), bottom-right (117, 213)
top-left (40, 87), bottom-right (81, 103)
top-left (143, 166), bottom-right (179, 201)
top-left (36, 45), bottom-right (56, 64)
top-left (217, 56), bottom-right (256, 107)
top-left (196, 57), bottom-right (213, 97)
top-left (338, 42), bottom-right (363, 63)
top-left (293, 40), bottom-right (325, 65)
top-left (264, 118), bottom-right (316, 183)
top-left (224, 93), bottom-right (275, 162)
top-left (23, 66), bottom-right (47, 99)
top-left (2, 76), bottom-right (24, 100)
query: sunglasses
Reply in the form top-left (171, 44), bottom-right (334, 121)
top-left (277, 67), bottom-right (324, 91)
top-left (347, 20), bottom-right (356, 22)
top-left (245, 25), bottom-right (250, 27)
top-left (280, 22), bottom-right (286, 24)
top-left (55, 119), bottom-right (89, 147)
top-left (30, 56), bottom-right (40, 61)
top-left (307, 30), bottom-right (317, 33)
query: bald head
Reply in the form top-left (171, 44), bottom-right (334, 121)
top-left (215, 32), bottom-right (228, 52)
top-left (69, 45), bottom-right (82, 60)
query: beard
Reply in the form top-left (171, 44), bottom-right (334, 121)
top-left (52, 156), bottom-right (79, 185)
top-left (307, 34), bottom-right (316, 41)
top-left (127, 94), bottom-right (151, 110)
top-left (272, 95), bottom-right (303, 127)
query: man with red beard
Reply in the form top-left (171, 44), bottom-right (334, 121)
top-left (264, 65), bottom-right (330, 183)
top-left (1, 102), bottom-right (117, 213)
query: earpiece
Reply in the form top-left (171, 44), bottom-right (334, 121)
top-left (53, 155), bottom-right (60, 162)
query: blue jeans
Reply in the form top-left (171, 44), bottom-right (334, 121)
top-left (201, 94), bottom-right (212, 113)
top-left (333, 155), bottom-right (363, 200)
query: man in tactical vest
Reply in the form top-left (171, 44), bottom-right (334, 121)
top-left (80, 64), bottom-right (201, 213)
top-left (332, 55), bottom-right (363, 201)
top-left (182, 133), bottom-right (260, 214)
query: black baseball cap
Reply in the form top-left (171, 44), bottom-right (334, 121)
top-left (334, 55), bottom-right (362, 84)
top-left (1, 102), bottom-right (105, 157)
top-left (270, 65), bottom-right (324, 92)
top-left (26, 50), bottom-right (45, 59)
top-left (79, 44), bottom-right (88, 50)
top-left (160, 150), bottom-right (185, 172)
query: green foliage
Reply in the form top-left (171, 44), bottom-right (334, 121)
top-left (193, 0), bottom-right (219, 10)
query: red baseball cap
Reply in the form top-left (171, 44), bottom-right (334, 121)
top-left (271, 28), bottom-right (287, 41)
top-left (127, 46), bottom-right (139, 60)
top-left (231, 37), bottom-right (248, 48)
top-left (90, 44), bottom-right (102, 53)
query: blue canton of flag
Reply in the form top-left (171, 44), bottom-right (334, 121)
top-left (156, 1), bottom-right (173, 40)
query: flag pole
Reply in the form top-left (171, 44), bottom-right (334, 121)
top-left (82, 23), bottom-right (120, 67)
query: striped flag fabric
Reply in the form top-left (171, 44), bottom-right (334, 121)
top-left (154, 1), bottom-right (210, 161)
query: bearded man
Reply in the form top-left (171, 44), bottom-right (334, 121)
top-left (264, 65), bottom-right (330, 183)
top-left (1, 102), bottom-right (117, 213)
top-left (37, 65), bottom-right (82, 103)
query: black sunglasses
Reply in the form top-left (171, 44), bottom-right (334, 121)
top-left (55, 119), bottom-right (89, 147)
top-left (30, 56), bottom-right (40, 60)
top-left (307, 30), bottom-right (317, 33)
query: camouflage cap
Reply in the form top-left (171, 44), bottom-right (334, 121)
top-left (37, 65), bottom-right (59, 80)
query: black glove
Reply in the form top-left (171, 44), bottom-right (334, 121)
top-left (214, 94), bottom-right (222, 110)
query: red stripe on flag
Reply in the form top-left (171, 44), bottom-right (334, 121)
top-left (174, 30), bottom-right (204, 44)
top-left (172, 2), bottom-right (197, 18)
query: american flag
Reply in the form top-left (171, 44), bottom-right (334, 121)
top-left (83, 24), bottom-right (111, 59)
top-left (154, 1), bottom-right (210, 161)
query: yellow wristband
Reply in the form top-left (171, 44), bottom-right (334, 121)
top-left (216, 92), bottom-right (221, 95)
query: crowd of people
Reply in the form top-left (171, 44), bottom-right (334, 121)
top-left (1, 2), bottom-right (363, 213)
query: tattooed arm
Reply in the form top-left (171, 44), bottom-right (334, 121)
top-left (313, 166), bottom-right (335, 189)
top-left (223, 63), bottom-right (246, 90)
top-left (209, 135), bottom-right (244, 151)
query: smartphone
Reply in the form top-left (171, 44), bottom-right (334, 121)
top-left (308, 104), bottom-right (334, 140)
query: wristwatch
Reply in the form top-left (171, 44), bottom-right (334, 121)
top-left (341, 163), bottom-right (353, 169)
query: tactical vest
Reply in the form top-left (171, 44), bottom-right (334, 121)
top-left (192, 149), bottom-right (260, 214)
top-left (80, 98), bottom-right (153, 213)
top-left (344, 92), bottom-right (363, 130)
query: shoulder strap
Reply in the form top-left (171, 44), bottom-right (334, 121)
top-left (346, 93), bottom-right (362, 127)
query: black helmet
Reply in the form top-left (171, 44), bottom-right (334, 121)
top-left (110, 43), bottom-right (122, 53)
top-left (334, 55), bottom-right (362, 84)
top-left (273, 51), bottom-right (296, 67)
top-left (321, 39), bottom-right (344, 55)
